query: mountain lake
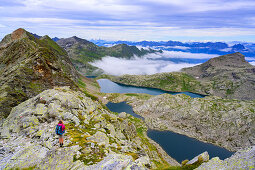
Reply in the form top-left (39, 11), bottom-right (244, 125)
top-left (98, 79), bottom-right (233, 163)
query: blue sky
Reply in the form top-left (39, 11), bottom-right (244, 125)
top-left (1, 0), bottom-right (255, 41)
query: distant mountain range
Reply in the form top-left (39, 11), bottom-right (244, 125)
top-left (89, 40), bottom-right (255, 58)
top-left (50, 37), bottom-right (255, 60)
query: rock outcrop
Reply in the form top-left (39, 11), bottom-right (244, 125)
top-left (196, 145), bottom-right (255, 170)
top-left (0, 28), bottom-right (79, 118)
top-left (127, 93), bottom-right (255, 152)
top-left (182, 52), bottom-right (255, 100)
top-left (0, 87), bottom-right (179, 169)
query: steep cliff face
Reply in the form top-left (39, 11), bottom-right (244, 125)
top-left (0, 28), bottom-right (79, 118)
top-left (182, 52), bottom-right (255, 100)
top-left (0, 87), bottom-right (179, 169)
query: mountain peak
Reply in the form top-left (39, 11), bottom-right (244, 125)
top-left (11, 28), bottom-right (27, 40)
top-left (0, 28), bottom-right (36, 47)
top-left (56, 36), bottom-right (94, 49)
top-left (182, 52), bottom-right (250, 75)
top-left (206, 52), bottom-right (248, 67)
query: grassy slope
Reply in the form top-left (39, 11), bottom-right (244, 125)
top-left (99, 72), bottom-right (207, 95)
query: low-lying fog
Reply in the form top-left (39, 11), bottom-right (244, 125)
top-left (90, 51), bottom-right (255, 76)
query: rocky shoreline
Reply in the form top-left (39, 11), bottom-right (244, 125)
top-left (129, 94), bottom-right (254, 152)
top-left (99, 90), bottom-right (255, 153)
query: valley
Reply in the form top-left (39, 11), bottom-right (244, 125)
top-left (0, 28), bottom-right (254, 170)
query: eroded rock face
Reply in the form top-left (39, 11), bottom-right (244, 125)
top-left (0, 87), bottom-right (179, 169)
top-left (130, 93), bottom-right (255, 152)
top-left (196, 145), bottom-right (255, 170)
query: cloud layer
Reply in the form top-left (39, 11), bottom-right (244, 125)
top-left (90, 51), bottom-right (215, 75)
top-left (147, 51), bottom-right (218, 59)
top-left (91, 56), bottom-right (198, 75)
top-left (1, 0), bottom-right (255, 41)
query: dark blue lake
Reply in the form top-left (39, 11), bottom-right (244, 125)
top-left (86, 76), bottom-right (97, 78)
top-left (97, 79), bottom-right (205, 98)
top-left (106, 101), bottom-right (233, 163)
top-left (106, 102), bottom-right (144, 120)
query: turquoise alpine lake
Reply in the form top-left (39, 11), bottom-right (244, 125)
top-left (97, 79), bottom-right (205, 98)
top-left (106, 101), bottom-right (233, 163)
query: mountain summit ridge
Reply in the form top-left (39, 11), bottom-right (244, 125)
top-left (0, 28), bottom-right (79, 118)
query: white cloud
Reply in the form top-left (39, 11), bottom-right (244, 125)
top-left (246, 57), bottom-right (255, 60)
top-left (2, 17), bottom-right (84, 25)
top-left (170, 46), bottom-right (191, 50)
top-left (219, 48), bottom-right (232, 52)
top-left (20, 0), bottom-right (142, 17)
top-left (147, 50), bottom-right (218, 59)
top-left (17, 25), bottom-right (255, 41)
top-left (1, 0), bottom-right (255, 41)
top-left (249, 61), bottom-right (255, 65)
top-left (89, 48), bottom-right (255, 76)
top-left (142, 0), bottom-right (255, 12)
top-left (89, 50), bottom-right (220, 75)
top-left (90, 52), bottom-right (203, 75)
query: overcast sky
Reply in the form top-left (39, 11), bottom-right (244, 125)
top-left (1, 0), bottom-right (255, 41)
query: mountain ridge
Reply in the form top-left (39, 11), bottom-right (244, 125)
top-left (182, 52), bottom-right (255, 100)
top-left (0, 28), bottom-right (79, 118)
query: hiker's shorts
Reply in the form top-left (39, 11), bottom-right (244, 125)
top-left (58, 134), bottom-right (64, 138)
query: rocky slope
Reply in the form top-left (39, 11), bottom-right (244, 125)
top-left (0, 87), bottom-right (179, 169)
top-left (0, 28), bottom-right (79, 119)
top-left (196, 145), bottom-right (255, 170)
top-left (125, 93), bottom-right (255, 152)
top-left (57, 36), bottom-right (161, 76)
top-left (182, 52), bottom-right (255, 100)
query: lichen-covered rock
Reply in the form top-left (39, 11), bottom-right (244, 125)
top-left (196, 145), bottom-right (255, 170)
top-left (119, 112), bottom-right (127, 118)
top-left (186, 151), bottom-right (209, 165)
top-left (0, 87), bottom-right (178, 169)
top-left (87, 131), bottom-right (109, 146)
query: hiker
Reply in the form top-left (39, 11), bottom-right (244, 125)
top-left (56, 120), bottom-right (65, 147)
